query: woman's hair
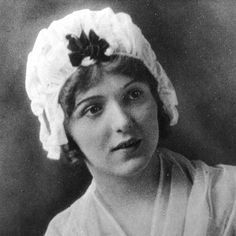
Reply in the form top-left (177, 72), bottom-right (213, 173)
top-left (59, 55), bottom-right (170, 165)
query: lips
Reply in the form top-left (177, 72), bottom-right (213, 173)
top-left (112, 138), bottom-right (142, 152)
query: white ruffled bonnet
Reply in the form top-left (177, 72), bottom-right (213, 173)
top-left (25, 7), bottom-right (178, 160)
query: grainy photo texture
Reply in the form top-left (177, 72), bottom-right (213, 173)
top-left (1, 0), bottom-right (236, 235)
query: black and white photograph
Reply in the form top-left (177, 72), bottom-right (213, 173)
top-left (1, 0), bottom-right (236, 235)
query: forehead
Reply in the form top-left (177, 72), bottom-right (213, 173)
top-left (74, 73), bottom-right (134, 101)
top-left (72, 56), bottom-right (155, 97)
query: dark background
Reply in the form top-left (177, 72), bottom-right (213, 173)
top-left (1, 0), bottom-right (236, 235)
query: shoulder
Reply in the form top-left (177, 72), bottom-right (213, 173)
top-left (159, 148), bottom-right (236, 231)
top-left (194, 161), bottom-right (236, 232)
top-left (207, 164), bottom-right (236, 222)
top-left (44, 183), bottom-right (95, 236)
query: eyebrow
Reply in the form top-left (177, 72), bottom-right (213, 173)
top-left (75, 95), bottom-right (103, 110)
top-left (123, 79), bottom-right (137, 89)
top-left (75, 79), bottom-right (138, 109)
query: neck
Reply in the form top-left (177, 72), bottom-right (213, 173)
top-left (90, 150), bottom-right (160, 209)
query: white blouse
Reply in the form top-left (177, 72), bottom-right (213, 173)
top-left (45, 148), bottom-right (236, 236)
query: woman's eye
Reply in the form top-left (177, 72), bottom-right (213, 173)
top-left (127, 89), bottom-right (143, 100)
top-left (83, 104), bottom-right (102, 116)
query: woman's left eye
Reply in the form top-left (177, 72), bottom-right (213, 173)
top-left (127, 89), bottom-right (143, 101)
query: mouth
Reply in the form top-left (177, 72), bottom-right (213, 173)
top-left (112, 138), bottom-right (142, 152)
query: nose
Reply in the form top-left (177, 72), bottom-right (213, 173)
top-left (109, 102), bottom-right (134, 133)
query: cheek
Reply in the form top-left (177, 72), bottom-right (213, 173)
top-left (137, 100), bottom-right (158, 128)
top-left (69, 120), bottom-right (110, 157)
top-left (136, 100), bottom-right (159, 143)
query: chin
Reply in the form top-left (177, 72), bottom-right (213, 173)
top-left (112, 154), bottom-right (154, 178)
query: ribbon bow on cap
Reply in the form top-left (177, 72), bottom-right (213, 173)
top-left (66, 29), bottom-right (110, 66)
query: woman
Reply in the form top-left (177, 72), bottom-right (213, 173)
top-left (26, 7), bottom-right (236, 236)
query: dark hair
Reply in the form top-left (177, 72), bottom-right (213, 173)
top-left (59, 55), bottom-right (170, 165)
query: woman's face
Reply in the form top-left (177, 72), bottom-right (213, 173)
top-left (68, 73), bottom-right (159, 178)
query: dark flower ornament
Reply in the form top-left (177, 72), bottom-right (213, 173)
top-left (66, 29), bottom-right (110, 66)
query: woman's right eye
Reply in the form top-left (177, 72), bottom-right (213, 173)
top-left (83, 104), bottom-right (103, 117)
